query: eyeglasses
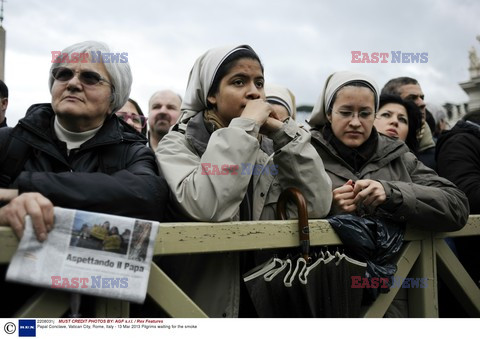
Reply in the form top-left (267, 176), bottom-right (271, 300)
top-left (52, 67), bottom-right (114, 90)
top-left (115, 111), bottom-right (147, 127)
top-left (333, 110), bottom-right (375, 121)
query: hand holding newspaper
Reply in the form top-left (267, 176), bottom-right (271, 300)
top-left (6, 207), bottom-right (159, 303)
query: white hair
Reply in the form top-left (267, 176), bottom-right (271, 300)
top-left (426, 103), bottom-right (447, 124)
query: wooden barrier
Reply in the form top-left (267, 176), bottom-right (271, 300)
top-left (1, 216), bottom-right (479, 318)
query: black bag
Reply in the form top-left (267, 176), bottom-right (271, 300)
top-left (328, 214), bottom-right (405, 302)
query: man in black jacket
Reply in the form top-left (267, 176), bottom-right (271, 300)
top-left (436, 110), bottom-right (480, 288)
top-left (0, 41), bottom-right (169, 241)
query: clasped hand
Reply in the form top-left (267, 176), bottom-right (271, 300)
top-left (240, 99), bottom-right (283, 134)
top-left (331, 179), bottom-right (386, 214)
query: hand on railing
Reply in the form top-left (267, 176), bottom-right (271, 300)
top-left (0, 188), bottom-right (19, 202)
top-left (0, 192), bottom-right (54, 242)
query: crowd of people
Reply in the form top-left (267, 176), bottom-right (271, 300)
top-left (0, 40), bottom-right (477, 318)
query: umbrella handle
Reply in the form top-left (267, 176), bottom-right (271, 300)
top-left (277, 187), bottom-right (310, 262)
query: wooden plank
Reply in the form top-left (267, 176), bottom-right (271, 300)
top-left (408, 234), bottom-right (438, 317)
top-left (0, 226), bottom-right (18, 263)
top-left (153, 219), bottom-right (343, 255)
top-left (2, 219), bottom-right (480, 259)
top-left (363, 241), bottom-right (421, 318)
top-left (13, 289), bottom-right (70, 318)
top-left (435, 215), bottom-right (480, 239)
top-left (436, 239), bottom-right (480, 317)
top-left (147, 262), bottom-right (207, 318)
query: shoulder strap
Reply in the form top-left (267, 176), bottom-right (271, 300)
top-left (172, 121), bottom-right (187, 134)
top-left (98, 142), bottom-right (128, 175)
top-left (0, 133), bottom-right (32, 187)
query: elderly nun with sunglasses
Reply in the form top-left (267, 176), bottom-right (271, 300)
top-left (308, 70), bottom-right (468, 232)
top-left (0, 41), bottom-right (169, 242)
top-left (155, 45), bottom-right (332, 317)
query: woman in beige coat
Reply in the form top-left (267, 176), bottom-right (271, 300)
top-left (155, 45), bottom-right (331, 317)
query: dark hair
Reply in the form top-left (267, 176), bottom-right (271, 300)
top-left (0, 80), bottom-right (8, 98)
top-left (207, 48), bottom-right (263, 109)
top-left (381, 77), bottom-right (418, 96)
top-left (328, 81), bottom-right (375, 113)
top-left (462, 110), bottom-right (480, 124)
top-left (128, 98), bottom-right (147, 135)
top-left (378, 94), bottom-right (421, 152)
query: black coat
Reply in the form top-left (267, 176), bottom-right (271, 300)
top-left (436, 120), bottom-right (480, 286)
top-left (436, 120), bottom-right (480, 213)
top-left (0, 103), bottom-right (169, 222)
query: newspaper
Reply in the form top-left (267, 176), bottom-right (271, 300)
top-left (6, 207), bottom-right (159, 304)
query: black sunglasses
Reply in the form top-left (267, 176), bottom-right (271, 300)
top-left (52, 67), bottom-right (114, 90)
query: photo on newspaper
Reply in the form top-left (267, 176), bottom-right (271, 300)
top-left (6, 207), bottom-right (160, 303)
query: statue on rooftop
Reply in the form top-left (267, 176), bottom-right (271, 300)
top-left (469, 40), bottom-right (480, 78)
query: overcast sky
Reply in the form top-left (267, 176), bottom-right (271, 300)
top-left (3, 0), bottom-right (480, 126)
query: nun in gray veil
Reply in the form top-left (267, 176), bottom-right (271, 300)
top-left (155, 45), bottom-right (332, 317)
top-left (265, 83), bottom-right (297, 121)
top-left (308, 70), bottom-right (468, 317)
